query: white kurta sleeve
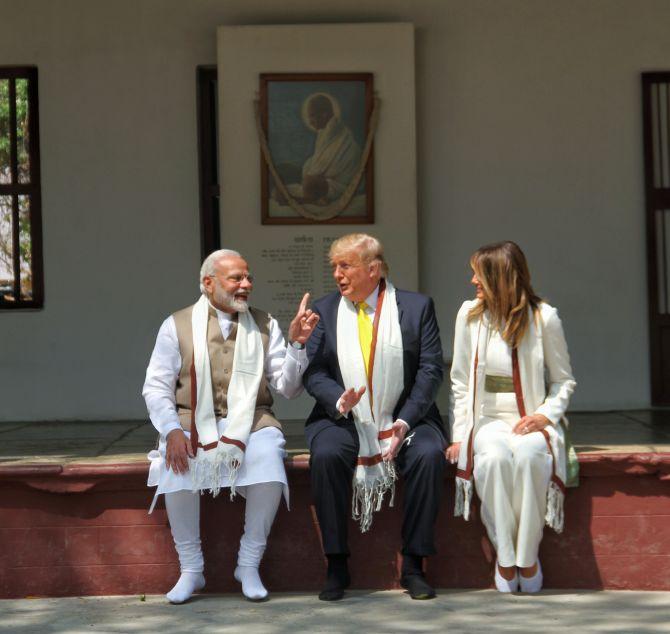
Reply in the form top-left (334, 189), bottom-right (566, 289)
top-left (534, 306), bottom-right (576, 424)
top-left (450, 301), bottom-right (474, 443)
top-left (142, 316), bottom-right (183, 437)
top-left (264, 317), bottom-right (308, 399)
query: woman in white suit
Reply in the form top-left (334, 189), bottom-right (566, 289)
top-left (447, 241), bottom-right (576, 593)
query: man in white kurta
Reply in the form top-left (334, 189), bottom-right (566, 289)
top-left (143, 249), bottom-right (318, 604)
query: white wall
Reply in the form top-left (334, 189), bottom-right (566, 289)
top-left (1, 0), bottom-right (668, 421)
top-left (217, 23), bottom-right (419, 419)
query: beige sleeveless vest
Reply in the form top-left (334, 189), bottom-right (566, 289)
top-left (172, 303), bottom-right (281, 434)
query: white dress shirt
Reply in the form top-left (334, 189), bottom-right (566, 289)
top-left (143, 305), bottom-right (308, 437)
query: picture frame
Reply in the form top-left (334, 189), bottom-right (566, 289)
top-left (258, 72), bottom-right (375, 225)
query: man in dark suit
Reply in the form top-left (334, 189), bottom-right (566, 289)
top-left (304, 233), bottom-right (447, 601)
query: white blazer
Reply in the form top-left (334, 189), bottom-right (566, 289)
top-left (451, 299), bottom-right (576, 532)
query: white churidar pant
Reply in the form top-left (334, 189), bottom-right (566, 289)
top-left (165, 490), bottom-right (204, 573)
top-left (165, 481), bottom-right (283, 573)
top-left (150, 421), bottom-right (288, 575)
top-left (473, 391), bottom-right (552, 568)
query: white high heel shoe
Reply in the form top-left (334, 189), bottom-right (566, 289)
top-left (519, 560), bottom-right (543, 593)
top-left (494, 563), bottom-right (519, 593)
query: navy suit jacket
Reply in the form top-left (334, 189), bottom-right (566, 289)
top-left (303, 286), bottom-right (447, 448)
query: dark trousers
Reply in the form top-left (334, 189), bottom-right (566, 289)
top-left (309, 420), bottom-right (447, 556)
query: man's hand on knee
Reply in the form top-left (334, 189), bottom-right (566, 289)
top-left (166, 429), bottom-right (194, 474)
top-left (382, 420), bottom-right (409, 461)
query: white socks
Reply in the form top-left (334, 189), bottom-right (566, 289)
top-left (234, 566), bottom-right (268, 601)
top-left (166, 572), bottom-right (205, 604)
top-left (164, 482), bottom-right (282, 603)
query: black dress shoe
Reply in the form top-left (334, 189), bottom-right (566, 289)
top-left (318, 572), bottom-right (351, 601)
top-left (400, 573), bottom-right (436, 600)
top-left (319, 555), bottom-right (351, 601)
top-left (318, 586), bottom-right (344, 601)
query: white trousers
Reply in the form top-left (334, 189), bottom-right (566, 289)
top-left (165, 481), bottom-right (283, 574)
top-left (473, 392), bottom-right (552, 568)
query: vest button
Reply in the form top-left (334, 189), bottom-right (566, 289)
top-left (224, 369), bottom-right (229, 374)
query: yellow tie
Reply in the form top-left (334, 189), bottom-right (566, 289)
top-left (357, 301), bottom-right (373, 377)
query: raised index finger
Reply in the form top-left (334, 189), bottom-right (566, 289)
top-left (298, 292), bottom-right (310, 314)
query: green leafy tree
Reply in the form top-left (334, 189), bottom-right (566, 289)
top-left (0, 79), bottom-right (32, 299)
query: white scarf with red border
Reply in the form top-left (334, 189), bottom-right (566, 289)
top-left (336, 280), bottom-right (404, 532)
top-left (189, 294), bottom-right (264, 498)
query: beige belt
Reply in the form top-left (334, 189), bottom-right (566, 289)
top-left (484, 374), bottom-right (515, 393)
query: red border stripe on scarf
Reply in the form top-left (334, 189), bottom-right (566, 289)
top-left (197, 436), bottom-right (247, 452)
top-left (357, 454), bottom-right (383, 466)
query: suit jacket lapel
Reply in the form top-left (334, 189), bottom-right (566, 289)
top-left (394, 291), bottom-right (413, 394)
top-left (396, 292), bottom-right (407, 345)
top-left (328, 292), bottom-right (345, 387)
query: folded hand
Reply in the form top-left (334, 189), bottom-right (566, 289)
top-left (381, 421), bottom-right (408, 462)
top-left (512, 414), bottom-right (551, 435)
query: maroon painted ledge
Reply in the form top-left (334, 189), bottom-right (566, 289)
top-left (1, 450), bottom-right (669, 594)
top-left (0, 452), bottom-right (668, 493)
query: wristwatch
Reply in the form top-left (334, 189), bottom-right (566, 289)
top-left (290, 340), bottom-right (305, 350)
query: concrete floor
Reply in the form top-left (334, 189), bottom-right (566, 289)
top-left (1, 410), bottom-right (669, 466)
top-left (1, 590), bottom-right (669, 633)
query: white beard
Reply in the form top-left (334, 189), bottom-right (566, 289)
top-left (213, 285), bottom-right (249, 313)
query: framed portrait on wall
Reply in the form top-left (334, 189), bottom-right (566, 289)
top-left (258, 73), bottom-right (375, 225)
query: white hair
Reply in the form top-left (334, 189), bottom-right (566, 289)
top-left (199, 248), bottom-right (242, 293)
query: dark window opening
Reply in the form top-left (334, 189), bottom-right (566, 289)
top-left (0, 66), bottom-right (43, 309)
top-left (196, 66), bottom-right (220, 260)
top-left (642, 72), bottom-right (670, 404)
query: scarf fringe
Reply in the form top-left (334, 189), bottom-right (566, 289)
top-left (387, 461), bottom-right (397, 508)
top-left (545, 481), bottom-right (565, 533)
top-left (222, 453), bottom-right (242, 500)
top-left (191, 443), bottom-right (243, 499)
top-left (454, 476), bottom-right (473, 521)
top-left (352, 462), bottom-right (396, 533)
top-left (454, 476), bottom-right (564, 532)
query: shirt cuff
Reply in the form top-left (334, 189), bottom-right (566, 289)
top-left (534, 405), bottom-right (559, 426)
top-left (450, 424), bottom-right (466, 443)
top-left (396, 419), bottom-right (410, 433)
top-left (161, 420), bottom-right (183, 437)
